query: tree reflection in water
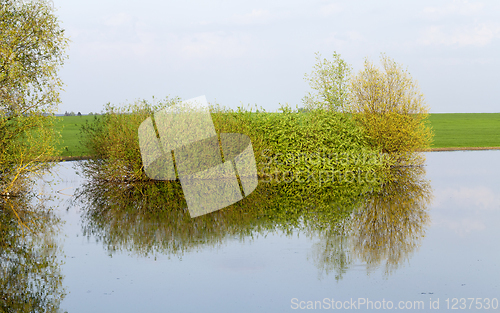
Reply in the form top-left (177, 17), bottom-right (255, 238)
top-left (74, 165), bottom-right (431, 280)
top-left (311, 166), bottom-right (432, 279)
top-left (0, 194), bottom-right (65, 312)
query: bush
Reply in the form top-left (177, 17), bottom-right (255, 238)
top-left (81, 99), bottom-right (388, 185)
top-left (349, 54), bottom-right (433, 161)
top-left (81, 97), bottom-right (183, 181)
top-left (302, 52), bottom-right (433, 166)
top-left (219, 105), bottom-right (386, 185)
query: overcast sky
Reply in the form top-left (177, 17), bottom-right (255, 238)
top-left (54, 0), bottom-right (500, 113)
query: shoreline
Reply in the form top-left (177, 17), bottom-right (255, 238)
top-left (422, 147), bottom-right (500, 152)
top-left (48, 156), bottom-right (93, 162)
top-left (51, 147), bottom-right (500, 162)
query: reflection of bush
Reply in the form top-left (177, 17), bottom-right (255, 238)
top-left (0, 196), bottom-right (65, 312)
top-left (310, 167), bottom-right (432, 279)
top-left (76, 164), bottom-right (431, 280)
top-left (74, 174), bottom-right (376, 258)
top-left (350, 167), bottom-right (431, 274)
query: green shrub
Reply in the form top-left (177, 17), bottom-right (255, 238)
top-left (80, 98), bottom-right (389, 186)
top-left (302, 52), bottom-right (433, 166)
top-left (211, 104), bottom-right (388, 187)
top-left (348, 55), bottom-right (433, 163)
top-left (80, 97), bottom-right (181, 181)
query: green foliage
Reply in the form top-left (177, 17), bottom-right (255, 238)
top-left (56, 113), bottom-right (500, 158)
top-left (80, 97), bottom-right (388, 184)
top-left (348, 54), bottom-right (433, 160)
top-left (80, 97), bottom-right (182, 182)
top-left (302, 52), bottom-right (433, 164)
top-left (0, 0), bottom-right (69, 195)
top-left (211, 104), bottom-right (388, 188)
top-left (303, 51), bottom-right (352, 112)
top-left (0, 114), bottom-right (59, 194)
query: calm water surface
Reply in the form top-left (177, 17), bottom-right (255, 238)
top-left (44, 151), bottom-right (500, 312)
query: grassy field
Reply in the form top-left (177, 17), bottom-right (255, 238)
top-left (54, 115), bottom-right (94, 157)
top-left (428, 113), bottom-right (500, 148)
top-left (54, 113), bottom-right (500, 157)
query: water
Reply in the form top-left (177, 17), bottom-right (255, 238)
top-left (4, 151), bottom-right (500, 312)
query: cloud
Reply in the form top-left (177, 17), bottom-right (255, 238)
top-left (319, 3), bottom-right (343, 17)
top-left (230, 9), bottom-right (272, 25)
top-left (433, 186), bottom-right (500, 210)
top-left (419, 23), bottom-right (500, 46)
top-left (432, 215), bottom-right (487, 237)
top-left (323, 31), bottom-right (364, 48)
top-left (103, 12), bottom-right (132, 27)
top-left (74, 30), bottom-right (252, 62)
top-left (176, 31), bottom-right (252, 59)
top-left (422, 1), bottom-right (485, 18)
top-left (418, 1), bottom-right (500, 47)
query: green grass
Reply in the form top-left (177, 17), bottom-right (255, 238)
top-left (54, 115), bottom-right (93, 157)
top-left (54, 113), bottom-right (500, 157)
top-left (428, 113), bottom-right (500, 148)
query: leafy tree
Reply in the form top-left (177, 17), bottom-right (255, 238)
top-left (303, 51), bottom-right (352, 112)
top-left (348, 54), bottom-right (433, 161)
top-left (0, 0), bottom-right (68, 196)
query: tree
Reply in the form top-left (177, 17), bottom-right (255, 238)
top-left (349, 54), bottom-right (433, 162)
top-left (303, 51), bottom-right (352, 112)
top-left (1, 0), bottom-right (69, 196)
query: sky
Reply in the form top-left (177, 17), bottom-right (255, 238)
top-left (53, 0), bottom-right (500, 114)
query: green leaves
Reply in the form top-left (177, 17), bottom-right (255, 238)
top-left (79, 97), bottom-right (182, 182)
top-left (303, 52), bottom-right (352, 112)
top-left (303, 51), bottom-right (433, 165)
top-left (1, 0), bottom-right (69, 196)
top-left (349, 54), bottom-right (433, 160)
top-left (210, 105), bottom-right (386, 190)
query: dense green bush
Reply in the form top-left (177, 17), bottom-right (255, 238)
top-left (80, 97), bottom-right (181, 181)
top-left (80, 98), bottom-right (388, 185)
